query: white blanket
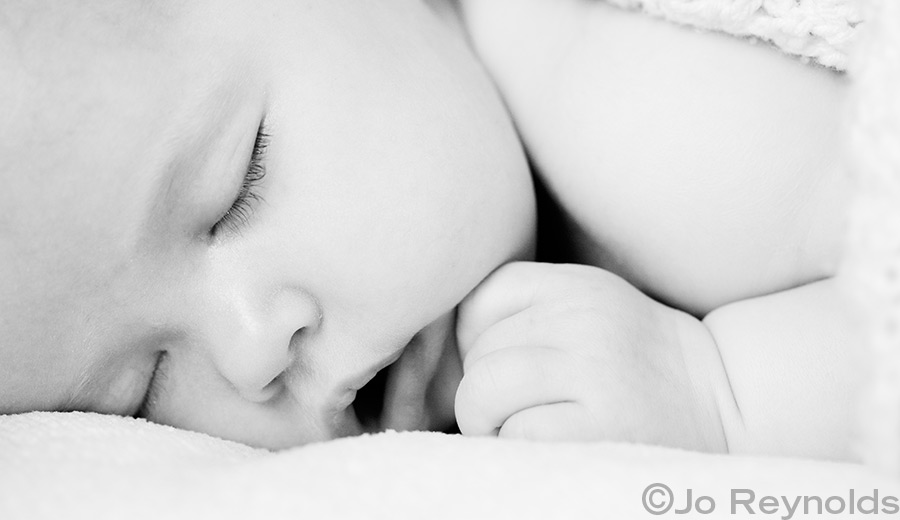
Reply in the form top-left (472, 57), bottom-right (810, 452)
top-left (1, 412), bottom-right (897, 520)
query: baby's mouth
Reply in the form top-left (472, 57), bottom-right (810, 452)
top-left (351, 311), bottom-right (461, 433)
top-left (352, 355), bottom-right (391, 431)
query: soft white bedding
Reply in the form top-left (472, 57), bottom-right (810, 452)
top-left (1, 412), bottom-right (897, 520)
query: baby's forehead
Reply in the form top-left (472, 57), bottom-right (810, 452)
top-left (0, 0), bottom-right (266, 377)
top-left (2, 1), bottom-right (187, 67)
top-left (1, 0), bottom-right (246, 103)
top-left (1, 0), bottom-right (261, 186)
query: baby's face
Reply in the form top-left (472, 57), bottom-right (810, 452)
top-left (0, 0), bottom-right (535, 448)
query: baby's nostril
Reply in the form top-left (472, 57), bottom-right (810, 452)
top-left (352, 365), bottom-right (391, 432)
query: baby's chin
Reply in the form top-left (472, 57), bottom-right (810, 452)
top-left (350, 309), bottom-right (462, 434)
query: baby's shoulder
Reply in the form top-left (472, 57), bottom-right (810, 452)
top-left (464, 0), bottom-right (851, 315)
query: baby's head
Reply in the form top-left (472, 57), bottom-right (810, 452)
top-left (0, 0), bottom-right (535, 448)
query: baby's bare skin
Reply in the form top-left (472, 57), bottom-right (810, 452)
top-left (0, 0), bottom-right (862, 458)
top-left (462, 0), bottom-right (849, 315)
top-left (0, 0), bottom-right (535, 449)
top-left (455, 0), bottom-right (862, 459)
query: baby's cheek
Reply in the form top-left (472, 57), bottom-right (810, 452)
top-left (265, 0), bottom-right (535, 326)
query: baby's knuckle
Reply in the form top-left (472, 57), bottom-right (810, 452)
top-left (485, 261), bottom-right (534, 289)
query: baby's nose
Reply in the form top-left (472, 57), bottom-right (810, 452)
top-left (206, 292), bottom-right (322, 403)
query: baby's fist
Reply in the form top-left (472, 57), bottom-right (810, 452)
top-left (454, 262), bottom-right (725, 451)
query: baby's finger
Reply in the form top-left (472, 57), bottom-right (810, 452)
top-left (461, 299), bottom-right (596, 372)
top-left (499, 402), bottom-right (599, 441)
top-left (455, 345), bottom-right (577, 436)
top-left (457, 261), bottom-right (558, 359)
top-left (460, 305), bottom-right (545, 371)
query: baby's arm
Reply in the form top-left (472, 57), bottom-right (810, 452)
top-left (699, 278), bottom-right (862, 460)
top-left (456, 263), bottom-right (862, 460)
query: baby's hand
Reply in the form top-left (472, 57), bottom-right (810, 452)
top-left (455, 262), bottom-right (727, 451)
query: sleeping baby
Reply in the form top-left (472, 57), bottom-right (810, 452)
top-left (0, 0), bottom-right (862, 459)
top-left (0, 0), bottom-right (535, 448)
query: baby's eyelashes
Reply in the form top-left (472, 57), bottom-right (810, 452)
top-left (210, 121), bottom-right (270, 239)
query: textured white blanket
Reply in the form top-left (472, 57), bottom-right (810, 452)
top-left (1, 412), bottom-right (897, 520)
